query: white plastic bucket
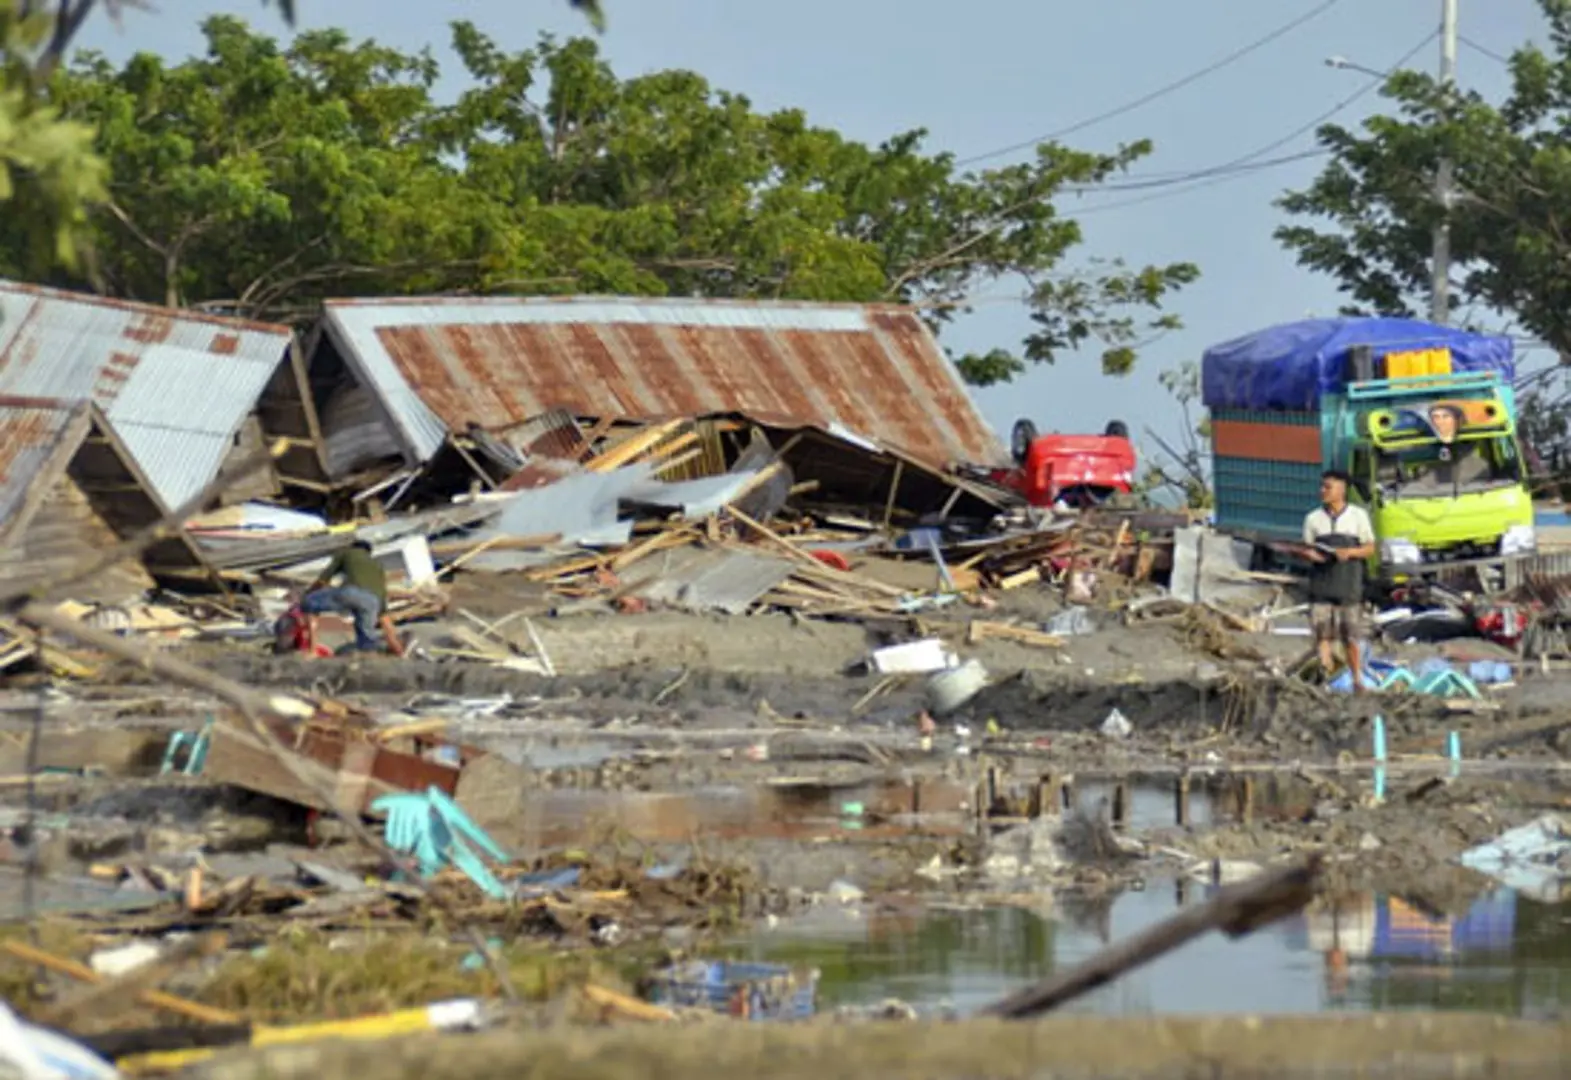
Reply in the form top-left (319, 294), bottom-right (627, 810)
top-left (927, 659), bottom-right (989, 716)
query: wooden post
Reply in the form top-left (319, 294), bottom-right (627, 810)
top-left (1032, 774), bottom-right (1055, 819)
top-left (881, 459), bottom-right (906, 531)
top-left (1175, 774), bottom-right (1192, 827)
top-left (1111, 780), bottom-right (1129, 829)
top-left (985, 765), bottom-right (1000, 814)
top-left (1236, 776), bottom-right (1255, 824)
top-left (1061, 776), bottom-right (1075, 812)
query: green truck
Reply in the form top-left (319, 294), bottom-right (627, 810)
top-left (1201, 317), bottom-right (1534, 581)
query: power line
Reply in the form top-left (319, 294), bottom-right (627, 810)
top-left (1070, 149), bottom-right (1327, 194)
top-left (956, 0), bottom-right (1347, 168)
top-left (1065, 29), bottom-right (1438, 216)
top-left (1459, 35), bottom-right (1510, 65)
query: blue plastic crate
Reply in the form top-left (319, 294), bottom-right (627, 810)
top-left (646, 960), bottom-right (819, 1020)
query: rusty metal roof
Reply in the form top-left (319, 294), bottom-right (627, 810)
top-left (0, 281), bottom-right (293, 508)
top-left (318, 297), bottom-right (1006, 470)
top-left (0, 402), bottom-right (85, 536)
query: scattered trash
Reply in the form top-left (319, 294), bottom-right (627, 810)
top-left (826, 880), bottom-right (866, 905)
top-left (1044, 607), bottom-right (1096, 636)
top-left (1459, 816), bottom-right (1571, 902)
top-left (87, 941), bottom-right (163, 978)
top-left (871, 639), bottom-right (954, 675)
top-left (646, 961), bottom-right (820, 1021)
top-left (927, 659), bottom-right (989, 715)
top-left (0, 1001), bottom-right (119, 1080)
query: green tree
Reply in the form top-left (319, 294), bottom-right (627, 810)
top-left (1274, 0), bottom-right (1571, 473)
top-left (440, 25), bottom-right (1196, 380)
top-left (1275, 0), bottom-right (1571, 353)
top-left (30, 17), bottom-right (510, 313)
top-left (8, 16), bottom-right (1198, 384)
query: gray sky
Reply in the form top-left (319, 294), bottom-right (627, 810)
top-left (77, 0), bottom-right (1546, 463)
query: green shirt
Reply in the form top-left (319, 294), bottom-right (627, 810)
top-left (321, 547), bottom-right (387, 607)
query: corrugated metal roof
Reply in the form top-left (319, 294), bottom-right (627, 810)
top-left (0, 403), bottom-right (80, 533)
top-left (319, 297), bottom-right (1007, 470)
top-left (0, 281), bottom-right (293, 508)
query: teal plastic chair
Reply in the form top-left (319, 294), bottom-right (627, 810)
top-left (1414, 669), bottom-right (1481, 699)
top-left (160, 718), bottom-right (214, 776)
top-left (372, 786), bottom-right (513, 901)
top-left (1374, 669), bottom-right (1416, 692)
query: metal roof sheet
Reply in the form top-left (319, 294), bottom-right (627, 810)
top-left (319, 297), bottom-right (1006, 470)
top-left (632, 545), bottom-right (796, 614)
top-left (0, 403), bottom-right (80, 533)
top-left (0, 282), bottom-right (293, 508)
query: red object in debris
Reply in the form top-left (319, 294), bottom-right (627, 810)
top-left (615, 595), bottom-right (648, 614)
top-left (810, 550), bottom-right (852, 571)
top-left (275, 605), bottom-right (332, 658)
top-left (1475, 603), bottom-right (1528, 648)
top-left (990, 420), bottom-right (1137, 508)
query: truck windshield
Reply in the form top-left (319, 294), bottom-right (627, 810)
top-left (1374, 436), bottom-right (1522, 500)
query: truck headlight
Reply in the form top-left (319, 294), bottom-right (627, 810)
top-left (1381, 538), bottom-right (1422, 566)
top-left (1501, 524), bottom-right (1537, 556)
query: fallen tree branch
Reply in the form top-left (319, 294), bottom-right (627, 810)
top-left (978, 857), bottom-right (1322, 1018)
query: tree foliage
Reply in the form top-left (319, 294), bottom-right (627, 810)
top-left (2, 11), bottom-right (1198, 383)
top-left (1276, 0), bottom-right (1571, 355)
top-left (1140, 361), bottom-right (1212, 509)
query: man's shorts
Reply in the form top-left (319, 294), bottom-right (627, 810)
top-left (1311, 602), bottom-right (1368, 644)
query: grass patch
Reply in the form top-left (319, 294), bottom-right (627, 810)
top-left (198, 927), bottom-right (608, 1023)
top-left (0, 921), bottom-right (93, 1014)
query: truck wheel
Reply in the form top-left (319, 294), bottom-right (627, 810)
top-left (1104, 419), bottom-right (1129, 439)
top-left (1011, 419), bottom-right (1038, 464)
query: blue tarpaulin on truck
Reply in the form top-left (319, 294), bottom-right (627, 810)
top-left (1201, 317), bottom-right (1515, 411)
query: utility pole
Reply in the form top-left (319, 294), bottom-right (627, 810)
top-left (1431, 0), bottom-right (1459, 324)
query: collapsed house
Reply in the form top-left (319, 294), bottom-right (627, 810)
top-left (0, 281), bottom-right (326, 593)
top-left (0, 281), bottom-right (324, 508)
top-left (302, 297), bottom-right (1012, 522)
top-left (0, 400), bottom-right (215, 601)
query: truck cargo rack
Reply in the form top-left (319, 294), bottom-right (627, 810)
top-left (1345, 371), bottom-right (1502, 401)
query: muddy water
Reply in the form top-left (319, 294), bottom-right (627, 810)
top-left (487, 775), bottom-right (1220, 848)
top-left (741, 886), bottom-right (1571, 1018)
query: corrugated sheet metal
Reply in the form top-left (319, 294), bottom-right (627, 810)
top-left (321, 383), bottom-right (403, 479)
top-left (0, 404), bottom-right (78, 532)
top-left (632, 546), bottom-right (796, 614)
top-left (0, 281), bottom-right (292, 507)
top-left (493, 407), bottom-right (588, 460)
top-left (319, 297), bottom-right (1007, 471)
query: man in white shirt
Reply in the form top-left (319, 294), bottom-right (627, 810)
top-left (1302, 470), bottom-right (1377, 692)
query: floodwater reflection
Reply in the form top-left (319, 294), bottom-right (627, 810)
top-left (740, 885), bottom-right (1571, 1018)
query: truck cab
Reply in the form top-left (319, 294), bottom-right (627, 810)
top-left (1335, 374), bottom-right (1534, 574)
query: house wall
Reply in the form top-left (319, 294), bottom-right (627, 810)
top-left (322, 382), bottom-right (404, 480)
top-left (0, 475), bottom-right (154, 604)
top-left (216, 412), bottom-right (284, 505)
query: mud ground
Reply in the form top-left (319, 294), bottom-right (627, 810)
top-left (3, 599), bottom-right (1565, 940)
top-left (187, 1014), bottom-right (1571, 1080)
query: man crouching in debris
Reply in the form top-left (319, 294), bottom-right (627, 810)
top-left (300, 540), bottom-right (406, 657)
top-left (1301, 470), bottom-right (1375, 692)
